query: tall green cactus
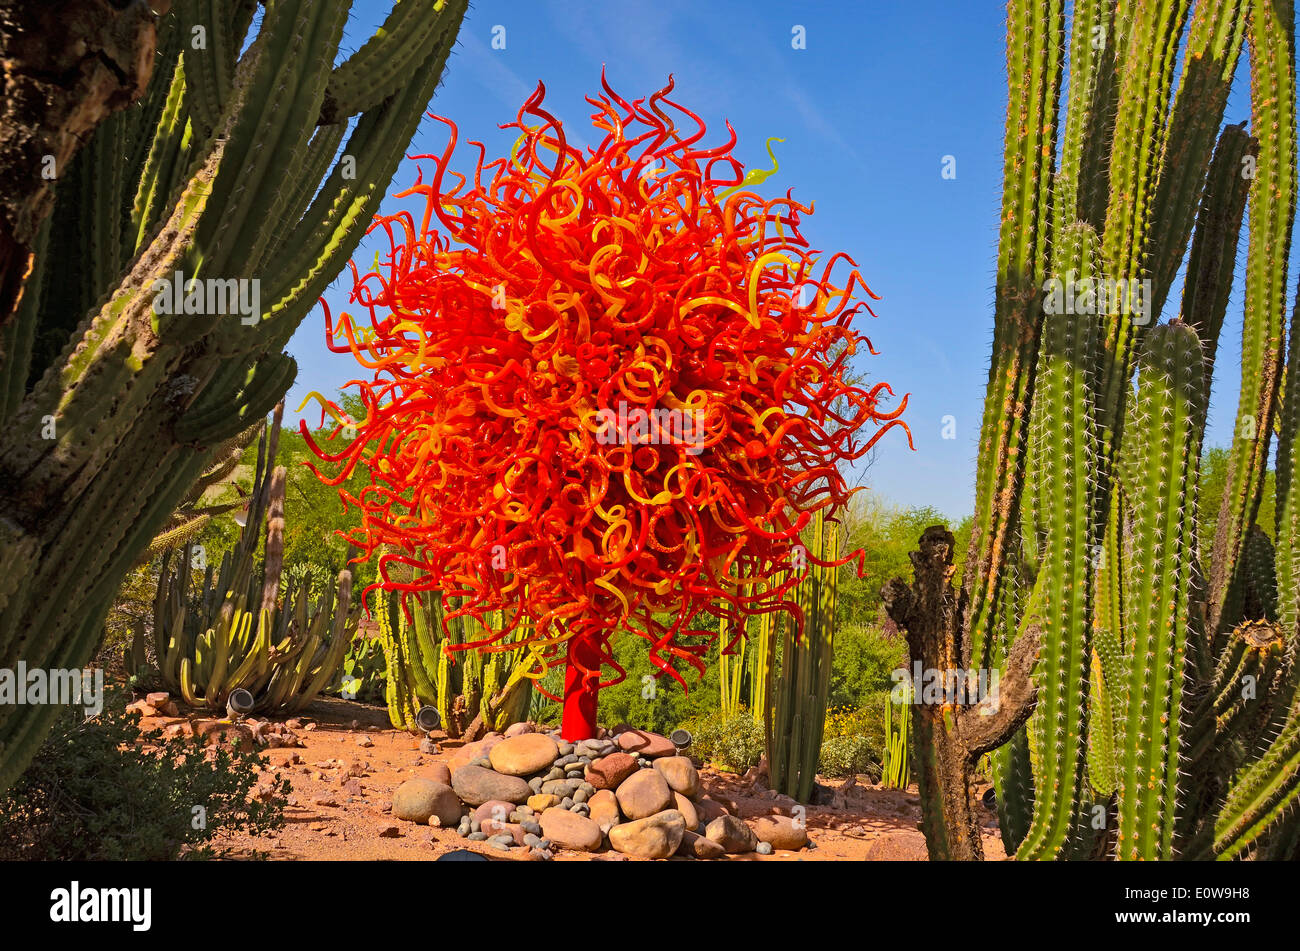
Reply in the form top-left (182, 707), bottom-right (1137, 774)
top-left (887, 0), bottom-right (1300, 861)
top-left (0, 1), bottom-right (466, 793)
top-left (146, 406), bottom-right (361, 714)
top-left (378, 588), bottom-right (536, 738)
top-left (764, 508), bottom-right (839, 803)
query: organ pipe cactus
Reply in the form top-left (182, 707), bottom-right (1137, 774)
top-left (886, 0), bottom-right (1300, 861)
top-left (0, 0), bottom-right (467, 792)
top-left (882, 684), bottom-right (911, 789)
top-left (764, 508), bottom-right (839, 803)
top-left (377, 587), bottom-right (535, 738)
top-left (148, 406), bottom-right (361, 713)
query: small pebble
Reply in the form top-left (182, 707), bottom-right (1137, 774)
top-left (467, 832), bottom-right (488, 841)
top-left (756, 842), bottom-right (773, 855)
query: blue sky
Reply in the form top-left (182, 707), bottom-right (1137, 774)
top-left (283, 0), bottom-right (1298, 520)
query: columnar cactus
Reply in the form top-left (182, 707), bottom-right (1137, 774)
top-left (377, 587), bottom-right (536, 738)
top-left (887, 0), bottom-right (1300, 860)
top-left (147, 406), bottom-right (361, 714)
top-left (0, 0), bottom-right (467, 792)
top-left (764, 508), bottom-right (839, 803)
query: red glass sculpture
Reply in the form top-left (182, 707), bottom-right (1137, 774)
top-left (303, 75), bottom-right (912, 740)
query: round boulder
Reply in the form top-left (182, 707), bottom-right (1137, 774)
top-left (653, 756), bottom-right (700, 797)
top-left (392, 779), bottom-right (462, 827)
top-left (608, 809), bottom-right (686, 859)
top-left (705, 814), bottom-right (759, 854)
top-left (539, 808), bottom-right (603, 852)
top-left (753, 815), bottom-right (809, 851)
top-left (451, 765), bottom-right (531, 806)
top-left (615, 768), bottom-right (674, 820)
top-left (489, 733), bottom-right (560, 776)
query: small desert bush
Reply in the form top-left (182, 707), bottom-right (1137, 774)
top-left (828, 622), bottom-right (907, 709)
top-left (681, 709), bottom-right (766, 772)
top-left (819, 734), bottom-right (880, 780)
top-left (0, 691), bottom-right (288, 860)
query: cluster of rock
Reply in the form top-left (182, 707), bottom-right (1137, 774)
top-left (391, 723), bottom-right (810, 860)
top-left (125, 692), bottom-right (304, 750)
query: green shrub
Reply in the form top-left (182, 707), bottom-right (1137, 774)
top-left (680, 709), bottom-right (765, 773)
top-left (827, 623), bottom-right (907, 710)
top-left (0, 692), bottom-right (288, 860)
top-left (819, 734), bottom-right (880, 780)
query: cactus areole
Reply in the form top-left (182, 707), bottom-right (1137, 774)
top-left (304, 76), bottom-right (912, 740)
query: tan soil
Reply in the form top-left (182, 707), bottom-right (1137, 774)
top-left (148, 696), bottom-right (1007, 861)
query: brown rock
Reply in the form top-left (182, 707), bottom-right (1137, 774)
top-left (587, 789), bottom-right (621, 833)
top-left (676, 829), bottom-right (726, 859)
top-left (450, 766), bottom-right (531, 806)
top-left (705, 814), bottom-right (759, 853)
top-left (585, 751), bottom-right (639, 790)
top-left (504, 721), bottom-right (535, 737)
top-left (528, 793), bottom-right (560, 812)
top-left (615, 728), bottom-right (676, 758)
top-left (447, 735), bottom-right (505, 772)
top-left (695, 796), bottom-right (731, 825)
top-left (539, 808), bottom-right (603, 852)
top-left (863, 831), bottom-right (929, 861)
top-left (608, 809), bottom-right (686, 859)
top-left (488, 733), bottom-right (559, 776)
top-left (391, 779), bottom-right (461, 826)
top-left (377, 824), bottom-right (402, 838)
top-left (673, 792), bottom-right (700, 832)
top-left (481, 819), bottom-right (528, 845)
top-left (145, 692), bottom-right (170, 707)
top-left (125, 700), bottom-right (157, 718)
top-left (472, 799), bottom-right (518, 824)
top-left (615, 768), bottom-right (673, 820)
top-left (653, 756), bottom-right (700, 797)
top-left (424, 763), bottom-right (452, 786)
top-left (752, 815), bottom-right (808, 851)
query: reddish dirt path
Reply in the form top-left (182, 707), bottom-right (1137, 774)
top-left (170, 696), bottom-right (1006, 861)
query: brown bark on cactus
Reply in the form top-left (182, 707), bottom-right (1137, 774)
top-left (883, 526), bottom-right (1041, 860)
top-left (0, 0), bottom-right (162, 328)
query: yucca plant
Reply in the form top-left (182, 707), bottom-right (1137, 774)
top-left (0, 0), bottom-right (467, 792)
top-left (885, 0), bottom-right (1299, 860)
